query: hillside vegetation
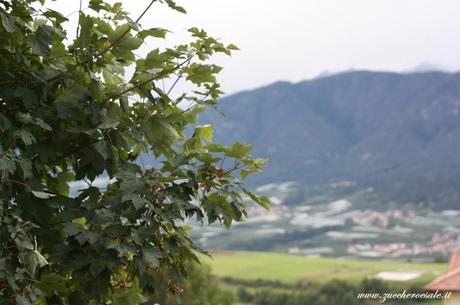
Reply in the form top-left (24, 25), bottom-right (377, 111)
top-left (202, 71), bottom-right (460, 209)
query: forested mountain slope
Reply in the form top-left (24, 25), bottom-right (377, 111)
top-left (202, 71), bottom-right (460, 208)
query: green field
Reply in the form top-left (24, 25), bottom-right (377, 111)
top-left (203, 251), bottom-right (447, 284)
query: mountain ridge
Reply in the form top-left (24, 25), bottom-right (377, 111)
top-left (201, 70), bottom-right (460, 209)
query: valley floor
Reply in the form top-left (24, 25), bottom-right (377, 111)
top-left (203, 251), bottom-right (446, 284)
top-left (203, 251), bottom-right (448, 305)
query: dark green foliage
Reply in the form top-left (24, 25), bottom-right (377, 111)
top-left (235, 278), bottom-right (432, 305)
top-left (0, 1), bottom-right (267, 304)
top-left (237, 287), bottom-right (252, 302)
top-left (360, 278), bottom-right (389, 295)
top-left (160, 263), bottom-right (235, 305)
top-left (203, 71), bottom-right (460, 209)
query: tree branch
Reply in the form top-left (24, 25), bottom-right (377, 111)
top-left (76, 0), bottom-right (83, 41)
top-left (167, 59), bottom-right (192, 95)
top-left (106, 56), bottom-right (193, 102)
top-left (83, 0), bottom-right (158, 64)
top-left (44, 0), bottom-right (159, 84)
top-left (75, 0), bottom-right (84, 64)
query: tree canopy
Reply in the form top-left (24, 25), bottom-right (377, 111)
top-left (0, 0), bottom-right (268, 304)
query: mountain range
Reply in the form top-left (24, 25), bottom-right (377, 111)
top-left (201, 71), bottom-right (460, 209)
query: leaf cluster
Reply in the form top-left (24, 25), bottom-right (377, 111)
top-left (0, 1), bottom-right (267, 304)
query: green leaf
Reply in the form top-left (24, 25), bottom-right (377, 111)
top-left (112, 2), bottom-right (123, 14)
top-left (89, 258), bottom-right (106, 276)
top-left (13, 129), bottom-right (36, 146)
top-left (241, 158), bottom-right (267, 179)
top-left (120, 177), bottom-right (143, 193)
top-left (72, 217), bottom-right (87, 226)
top-left (118, 36), bottom-right (143, 50)
top-left (31, 190), bottom-right (55, 199)
top-left (98, 104), bottom-right (121, 129)
top-left (78, 14), bottom-right (94, 48)
top-left (35, 118), bottom-right (52, 131)
top-left (21, 250), bottom-right (48, 275)
top-left (186, 63), bottom-right (219, 85)
top-left (36, 273), bottom-right (68, 296)
top-left (98, 118), bottom-right (119, 129)
top-left (75, 230), bottom-right (98, 245)
top-left (206, 143), bottom-right (228, 153)
top-left (121, 194), bottom-right (148, 210)
top-left (55, 85), bottom-right (88, 118)
top-left (18, 158), bottom-right (33, 179)
top-left (43, 10), bottom-right (69, 25)
top-left (27, 25), bottom-right (54, 55)
top-left (0, 156), bottom-right (16, 174)
top-left (93, 141), bottom-right (110, 160)
top-left (16, 296), bottom-right (31, 305)
top-left (0, 113), bottom-right (12, 132)
top-left (110, 24), bottom-right (142, 50)
top-left (164, 0), bottom-right (187, 14)
top-left (15, 235), bottom-right (34, 250)
top-left (54, 170), bottom-right (75, 196)
top-left (20, 89), bottom-right (39, 109)
top-left (143, 118), bottom-right (179, 146)
top-left (242, 187), bottom-right (271, 210)
top-left (227, 142), bottom-right (253, 158)
top-left (227, 43), bottom-right (240, 50)
top-left (189, 27), bottom-right (207, 38)
top-left (62, 223), bottom-right (84, 237)
top-left (138, 28), bottom-right (168, 39)
top-left (195, 124), bottom-right (213, 142)
top-left (143, 245), bottom-right (162, 268)
top-left (0, 13), bottom-right (16, 33)
top-left (89, 0), bottom-right (109, 12)
top-left (109, 24), bottom-right (130, 42)
top-left (112, 288), bottom-right (148, 305)
top-left (144, 49), bottom-right (172, 69)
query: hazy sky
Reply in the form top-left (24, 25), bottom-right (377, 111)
top-left (50, 0), bottom-right (460, 94)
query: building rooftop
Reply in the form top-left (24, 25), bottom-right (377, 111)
top-left (426, 249), bottom-right (460, 292)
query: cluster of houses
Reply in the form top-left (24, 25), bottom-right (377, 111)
top-left (347, 232), bottom-right (460, 258)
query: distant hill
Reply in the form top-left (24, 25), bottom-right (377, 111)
top-left (201, 71), bottom-right (460, 209)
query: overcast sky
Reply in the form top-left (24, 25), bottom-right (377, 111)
top-left (50, 0), bottom-right (460, 94)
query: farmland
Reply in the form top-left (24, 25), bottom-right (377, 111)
top-left (203, 251), bottom-right (447, 284)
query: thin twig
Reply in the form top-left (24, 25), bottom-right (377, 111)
top-left (167, 59), bottom-right (192, 95)
top-left (105, 56), bottom-right (193, 102)
top-left (44, 0), bottom-right (159, 84)
top-left (2, 179), bottom-right (33, 191)
top-left (223, 161), bottom-right (244, 176)
top-left (88, 0), bottom-right (158, 63)
top-left (76, 0), bottom-right (83, 41)
top-left (180, 92), bottom-right (211, 114)
top-left (75, 0), bottom-right (84, 64)
top-left (139, 155), bottom-right (146, 171)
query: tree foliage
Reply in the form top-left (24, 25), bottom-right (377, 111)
top-left (0, 0), bottom-right (268, 304)
top-left (162, 263), bottom-right (235, 305)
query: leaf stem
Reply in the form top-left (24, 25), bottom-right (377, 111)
top-left (167, 58), bottom-right (192, 95)
top-left (76, 0), bottom-right (83, 41)
top-left (2, 179), bottom-right (32, 191)
top-left (84, 0), bottom-right (158, 64)
top-left (106, 56), bottom-right (193, 102)
top-left (75, 0), bottom-right (84, 64)
top-left (44, 0), bottom-right (159, 84)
